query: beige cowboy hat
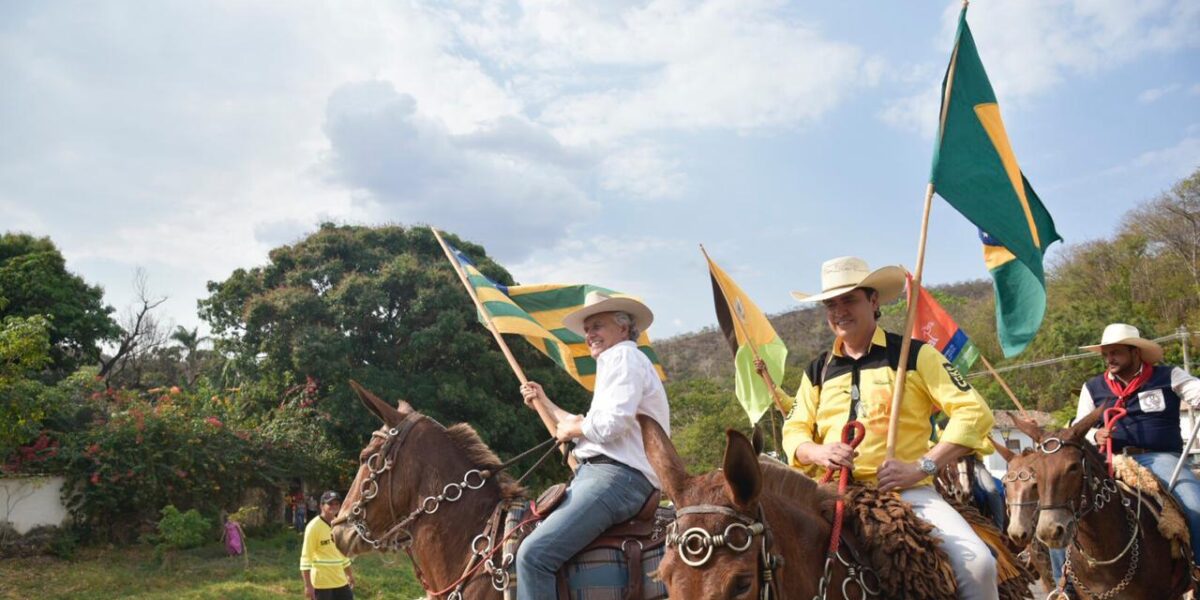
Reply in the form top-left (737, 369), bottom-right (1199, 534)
top-left (562, 290), bottom-right (654, 337)
top-left (790, 256), bottom-right (906, 305)
top-left (1080, 323), bottom-right (1164, 364)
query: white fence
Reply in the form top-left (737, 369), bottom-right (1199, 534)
top-left (1, 476), bottom-right (68, 534)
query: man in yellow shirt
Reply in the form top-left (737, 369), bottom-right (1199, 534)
top-left (781, 256), bottom-right (997, 600)
top-left (300, 491), bottom-right (355, 600)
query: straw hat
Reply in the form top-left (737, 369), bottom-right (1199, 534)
top-left (1080, 323), bottom-right (1164, 364)
top-left (562, 291), bottom-right (654, 337)
top-left (790, 256), bottom-right (906, 305)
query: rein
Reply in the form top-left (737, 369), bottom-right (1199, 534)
top-left (665, 504), bottom-right (782, 600)
top-left (337, 412), bottom-right (560, 599)
top-left (813, 421), bottom-right (878, 600)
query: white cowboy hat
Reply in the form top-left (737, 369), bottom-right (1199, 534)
top-left (790, 256), bottom-right (906, 305)
top-left (1080, 323), bottom-right (1164, 364)
top-left (562, 291), bottom-right (654, 337)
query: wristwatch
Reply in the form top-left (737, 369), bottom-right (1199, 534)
top-left (918, 456), bottom-right (938, 477)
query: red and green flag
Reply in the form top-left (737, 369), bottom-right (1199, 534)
top-left (907, 273), bottom-right (979, 373)
top-left (930, 5), bottom-right (1061, 357)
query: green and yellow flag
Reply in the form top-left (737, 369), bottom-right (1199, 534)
top-left (447, 244), bottom-right (665, 390)
top-left (931, 6), bottom-right (1062, 357)
top-left (703, 249), bottom-right (788, 424)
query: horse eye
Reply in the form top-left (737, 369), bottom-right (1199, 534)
top-left (731, 574), bottom-right (753, 597)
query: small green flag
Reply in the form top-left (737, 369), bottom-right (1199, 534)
top-left (931, 6), bottom-right (1062, 357)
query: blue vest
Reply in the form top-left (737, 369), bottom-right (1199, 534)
top-left (1087, 365), bottom-right (1182, 454)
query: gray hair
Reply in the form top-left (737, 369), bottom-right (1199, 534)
top-left (610, 311), bottom-right (641, 341)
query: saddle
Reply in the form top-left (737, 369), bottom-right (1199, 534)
top-left (503, 486), bottom-right (672, 600)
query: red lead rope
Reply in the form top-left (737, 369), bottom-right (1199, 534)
top-left (820, 421), bottom-right (865, 557)
top-left (1102, 402), bottom-right (1127, 477)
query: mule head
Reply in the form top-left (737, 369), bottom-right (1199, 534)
top-left (1000, 450), bottom-right (1040, 546)
top-left (640, 416), bottom-right (766, 599)
top-left (331, 381), bottom-right (419, 556)
top-left (1033, 406), bottom-right (1106, 548)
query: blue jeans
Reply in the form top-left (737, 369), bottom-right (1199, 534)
top-left (1049, 547), bottom-right (1065, 582)
top-left (1133, 451), bottom-right (1200, 566)
top-left (517, 461), bottom-right (655, 600)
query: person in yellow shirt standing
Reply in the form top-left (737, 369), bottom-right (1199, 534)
top-left (780, 256), bottom-right (997, 600)
top-left (300, 491), bottom-right (355, 600)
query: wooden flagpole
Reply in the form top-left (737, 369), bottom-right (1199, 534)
top-left (430, 227), bottom-right (564, 448)
top-left (885, 5), bottom-right (966, 458)
top-left (976, 353), bottom-right (1029, 416)
top-left (700, 245), bottom-right (790, 417)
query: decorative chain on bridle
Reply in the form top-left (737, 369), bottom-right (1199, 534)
top-left (665, 504), bottom-right (784, 600)
top-left (339, 412), bottom-right (560, 599)
top-left (1032, 437), bottom-right (1144, 600)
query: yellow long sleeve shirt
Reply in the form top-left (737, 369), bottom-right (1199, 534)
top-left (781, 327), bottom-right (993, 487)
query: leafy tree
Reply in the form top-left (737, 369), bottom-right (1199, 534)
top-left (0, 233), bottom-right (120, 374)
top-left (199, 223), bottom-right (588, 466)
top-left (169, 325), bottom-right (208, 386)
top-left (0, 314), bottom-right (53, 460)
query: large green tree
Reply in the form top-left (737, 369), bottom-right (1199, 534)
top-left (0, 233), bottom-right (120, 374)
top-left (200, 223), bottom-right (588, 466)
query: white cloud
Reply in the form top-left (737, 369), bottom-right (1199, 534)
top-left (446, 0), bottom-right (874, 144)
top-left (319, 81), bottom-right (597, 261)
top-left (598, 143), bottom-right (687, 201)
top-left (1138, 83), bottom-right (1181, 103)
top-left (1130, 136), bottom-right (1200, 179)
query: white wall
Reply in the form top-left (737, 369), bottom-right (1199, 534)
top-left (1, 476), bottom-right (68, 535)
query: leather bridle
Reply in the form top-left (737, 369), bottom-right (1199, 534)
top-left (665, 503), bottom-right (783, 600)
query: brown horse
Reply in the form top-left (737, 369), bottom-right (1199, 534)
top-left (329, 382), bottom-right (668, 599)
top-left (1009, 407), bottom-right (1192, 600)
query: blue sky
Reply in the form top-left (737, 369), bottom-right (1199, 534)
top-left (2, 1), bottom-right (1198, 342)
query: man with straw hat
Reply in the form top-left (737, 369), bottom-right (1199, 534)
top-left (781, 256), bottom-right (998, 600)
top-left (516, 291), bottom-right (670, 600)
top-left (1073, 322), bottom-right (1200, 566)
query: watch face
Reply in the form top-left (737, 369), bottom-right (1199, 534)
top-left (920, 458), bottom-right (936, 475)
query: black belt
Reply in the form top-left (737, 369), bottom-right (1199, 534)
top-left (580, 454), bottom-right (621, 466)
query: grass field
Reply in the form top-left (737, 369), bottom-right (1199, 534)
top-left (0, 531), bottom-right (427, 600)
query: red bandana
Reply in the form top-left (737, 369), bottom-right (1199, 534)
top-left (1105, 363), bottom-right (1154, 405)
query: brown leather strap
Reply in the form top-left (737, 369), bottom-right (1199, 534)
top-left (623, 541), bottom-right (643, 600)
top-left (557, 570), bottom-right (570, 599)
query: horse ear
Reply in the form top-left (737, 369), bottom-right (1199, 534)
top-left (1065, 405), bottom-right (1105, 442)
top-left (639, 415), bottom-right (689, 502)
top-left (990, 437), bottom-right (1015, 462)
top-left (349, 380), bottom-right (407, 426)
top-left (723, 429), bottom-right (761, 508)
top-left (1011, 415), bottom-right (1045, 443)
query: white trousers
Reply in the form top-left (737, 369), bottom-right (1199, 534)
top-left (900, 485), bottom-right (999, 600)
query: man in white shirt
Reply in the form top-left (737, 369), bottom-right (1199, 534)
top-left (516, 291), bottom-right (670, 600)
top-left (1073, 323), bottom-right (1200, 566)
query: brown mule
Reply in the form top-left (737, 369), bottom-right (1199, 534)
top-left (329, 382), bottom-right (669, 599)
top-left (1009, 406), bottom-right (1193, 600)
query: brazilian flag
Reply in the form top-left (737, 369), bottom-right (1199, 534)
top-left (931, 6), bottom-right (1061, 357)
